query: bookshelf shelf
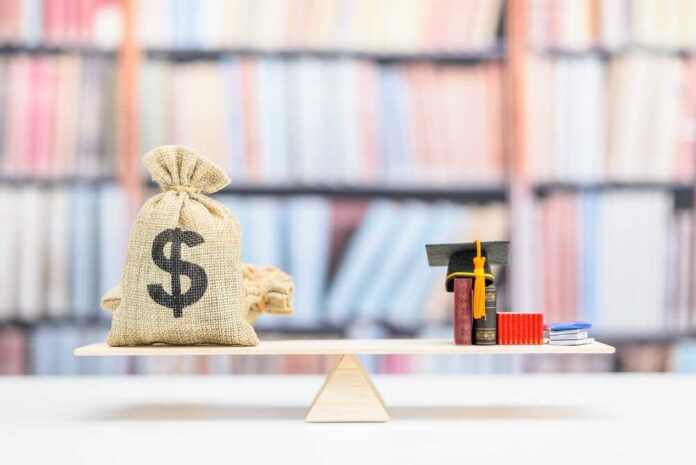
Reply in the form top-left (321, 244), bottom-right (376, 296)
top-left (146, 46), bottom-right (505, 63)
top-left (210, 184), bottom-right (508, 202)
top-left (75, 338), bottom-right (615, 422)
top-left (535, 182), bottom-right (695, 208)
top-left (0, 44), bottom-right (117, 56)
top-left (5, 178), bottom-right (693, 203)
top-left (0, 44), bottom-right (505, 64)
top-left (537, 45), bottom-right (696, 59)
top-left (535, 181), bottom-right (694, 193)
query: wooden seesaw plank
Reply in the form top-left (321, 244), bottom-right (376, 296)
top-left (74, 339), bottom-right (615, 356)
top-left (73, 339), bottom-right (615, 423)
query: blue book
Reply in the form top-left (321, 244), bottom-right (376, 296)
top-left (32, 325), bottom-right (58, 375)
top-left (257, 59), bottom-right (290, 182)
top-left (72, 185), bottom-right (99, 319)
top-left (387, 203), bottom-right (462, 327)
top-left (579, 192), bottom-right (598, 323)
top-left (22, 0), bottom-right (42, 45)
top-left (672, 341), bottom-right (696, 373)
top-left (220, 58), bottom-right (247, 183)
top-left (285, 197), bottom-right (331, 327)
top-left (355, 202), bottom-right (429, 320)
top-left (57, 325), bottom-right (82, 375)
top-left (379, 67), bottom-right (406, 182)
top-left (325, 201), bottom-right (400, 324)
top-left (99, 183), bottom-right (128, 321)
top-left (544, 321), bottom-right (592, 331)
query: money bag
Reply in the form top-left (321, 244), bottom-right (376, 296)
top-left (105, 145), bottom-right (259, 346)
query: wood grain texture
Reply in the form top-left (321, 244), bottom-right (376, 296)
top-left (305, 354), bottom-right (389, 423)
top-left (74, 339), bottom-right (615, 356)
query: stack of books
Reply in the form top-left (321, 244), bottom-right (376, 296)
top-left (529, 0), bottom-right (696, 50)
top-left (524, 53), bottom-right (696, 182)
top-left (0, 54), bottom-right (118, 179)
top-left (140, 58), bottom-right (505, 185)
top-left (138, 0), bottom-right (503, 53)
top-left (0, 0), bottom-right (122, 48)
top-left (545, 322), bottom-right (594, 346)
top-left (528, 190), bottom-right (693, 336)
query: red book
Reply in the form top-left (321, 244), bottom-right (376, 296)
top-left (453, 278), bottom-right (473, 345)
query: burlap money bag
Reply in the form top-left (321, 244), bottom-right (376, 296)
top-left (106, 145), bottom-right (259, 346)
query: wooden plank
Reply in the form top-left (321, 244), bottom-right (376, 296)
top-left (74, 339), bottom-right (615, 356)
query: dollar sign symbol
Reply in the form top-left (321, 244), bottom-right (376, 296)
top-left (147, 228), bottom-right (208, 318)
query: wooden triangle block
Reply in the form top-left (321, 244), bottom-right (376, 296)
top-left (305, 354), bottom-right (389, 423)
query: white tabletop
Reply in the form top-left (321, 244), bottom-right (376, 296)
top-left (0, 374), bottom-right (693, 464)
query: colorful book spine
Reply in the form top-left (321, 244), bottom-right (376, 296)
top-left (497, 313), bottom-right (544, 345)
top-left (453, 277), bottom-right (473, 345)
top-left (473, 285), bottom-right (497, 345)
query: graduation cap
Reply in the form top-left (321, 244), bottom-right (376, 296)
top-left (425, 240), bottom-right (510, 319)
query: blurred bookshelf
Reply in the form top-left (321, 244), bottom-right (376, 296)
top-left (1, 0), bottom-right (696, 376)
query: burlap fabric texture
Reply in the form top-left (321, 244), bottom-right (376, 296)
top-left (104, 145), bottom-right (270, 346)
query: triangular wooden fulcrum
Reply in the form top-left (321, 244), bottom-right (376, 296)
top-left (305, 354), bottom-right (389, 423)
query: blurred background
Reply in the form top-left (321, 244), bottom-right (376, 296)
top-left (0, 0), bottom-right (695, 376)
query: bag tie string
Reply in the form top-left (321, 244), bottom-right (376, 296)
top-left (167, 185), bottom-right (203, 194)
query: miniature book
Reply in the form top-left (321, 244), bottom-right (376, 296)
top-left (548, 331), bottom-right (589, 341)
top-left (545, 321), bottom-right (594, 346)
top-left (474, 285), bottom-right (497, 345)
top-left (453, 278), bottom-right (473, 345)
top-left (544, 321), bottom-right (592, 331)
top-left (498, 313), bottom-right (543, 344)
top-left (550, 338), bottom-right (595, 346)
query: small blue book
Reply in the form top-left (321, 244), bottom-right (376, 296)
top-left (544, 321), bottom-right (592, 331)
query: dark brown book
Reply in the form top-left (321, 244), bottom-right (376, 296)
top-left (474, 285), bottom-right (497, 345)
top-left (453, 277), bottom-right (473, 345)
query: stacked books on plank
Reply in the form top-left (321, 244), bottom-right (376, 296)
top-left (141, 58), bottom-right (504, 186)
top-left (544, 322), bottom-right (594, 346)
top-left (427, 240), bottom-right (544, 346)
top-left (426, 240), bottom-right (600, 347)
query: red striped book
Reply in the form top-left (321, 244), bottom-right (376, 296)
top-left (497, 313), bottom-right (544, 345)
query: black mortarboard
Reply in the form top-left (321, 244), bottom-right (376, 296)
top-left (425, 241), bottom-right (510, 292)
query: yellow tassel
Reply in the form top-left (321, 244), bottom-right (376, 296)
top-left (472, 240), bottom-right (487, 319)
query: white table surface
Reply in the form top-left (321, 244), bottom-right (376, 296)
top-left (0, 374), bottom-right (693, 464)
